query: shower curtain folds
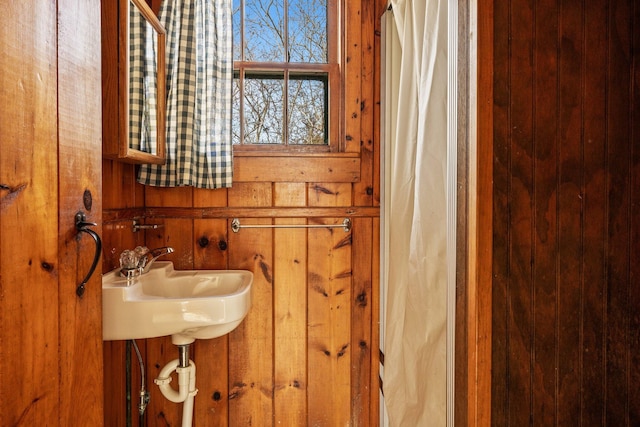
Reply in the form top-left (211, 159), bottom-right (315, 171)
top-left (382, 0), bottom-right (449, 425)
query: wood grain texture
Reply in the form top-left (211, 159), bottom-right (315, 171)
top-left (0, 2), bottom-right (60, 425)
top-left (273, 219), bottom-right (308, 425)
top-left (471, 0), bottom-right (494, 425)
top-left (228, 220), bottom-right (275, 426)
top-left (344, 0), bottom-right (363, 154)
top-left (307, 219), bottom-right (353, 426)
top-left (57, 0), bottom-right (104, 424)
top-left (491, 0), bottom-right (640, 424)
top-left (193, 218), bottom-right (229, 427)
top-left (351, 217), bottom-right (373, 426)
top-left (1, 1), bottom-right (104, 424)
top-left (233, 156), bottom-right (361, 183)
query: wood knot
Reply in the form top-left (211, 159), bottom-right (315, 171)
top-left (356, 291), bottom-right (367, 307)
top-left (197, 236), bottom-right (209, 248)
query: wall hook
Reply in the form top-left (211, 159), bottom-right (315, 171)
top-left (75, 211), bottom-right (102, 297)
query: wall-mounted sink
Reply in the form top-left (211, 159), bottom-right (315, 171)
top-left (102, 261), bottom-right (252, 344)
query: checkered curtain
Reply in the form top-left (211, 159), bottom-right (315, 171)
top-left (129, 5), bottom-right (159, 153)
top-left (138, 0), bottom-right (233, 188)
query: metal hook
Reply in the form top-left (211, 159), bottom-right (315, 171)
top-left (75, 211), bottom-right (102, 297)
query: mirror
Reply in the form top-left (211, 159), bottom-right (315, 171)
top-left (102, 0), bottom-right (166, 164)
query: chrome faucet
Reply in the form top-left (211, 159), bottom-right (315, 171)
top-left (138, 246), bottom-right (174, 273)
top-left (119, 246), bottom-right (174, 278)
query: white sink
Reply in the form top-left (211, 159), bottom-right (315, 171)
top-left (102, 261), bottom-right (252, 344)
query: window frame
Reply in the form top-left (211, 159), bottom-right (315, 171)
top-left (232, 0), bottom-right (343, 154)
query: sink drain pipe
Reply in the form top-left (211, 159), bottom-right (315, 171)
top-left (154, 344), bottom-right (198, 427)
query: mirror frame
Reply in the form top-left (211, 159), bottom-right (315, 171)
top-left (120, 0), bottom-right (166, 163)
top-left (102, 0), bottom-right (166, 164)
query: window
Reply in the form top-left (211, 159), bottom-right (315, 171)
top-left (232, 0), bottom-right (341, 152)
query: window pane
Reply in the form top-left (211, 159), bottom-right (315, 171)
top-left (245, 0), bottom-right (285, 62)
top-left (244, 75), bottom-right (284, 144)
top-left (288, 76), bottom-right (327, 145)
top-left (232, 77), bottom-right (240, 144)
top-left (288, 0), bottom-right (327, 63)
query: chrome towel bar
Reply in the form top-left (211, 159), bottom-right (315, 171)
top-left (231, 218), bottom-right (351, 233)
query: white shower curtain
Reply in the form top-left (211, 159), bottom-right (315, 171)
top-left (382, 0), bottom-right (448, 425)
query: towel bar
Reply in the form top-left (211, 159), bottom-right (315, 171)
top-left (231, 218), bottom-right (351, 233)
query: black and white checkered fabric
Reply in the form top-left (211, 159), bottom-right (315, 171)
top-left (138, 0), bottom-right (233, 189)
top-left (129, 5), bottom-right (159, 153)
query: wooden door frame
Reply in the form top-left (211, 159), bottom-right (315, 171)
top-left (463, 0), bottom-right (493, 425)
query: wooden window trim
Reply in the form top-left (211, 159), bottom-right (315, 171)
top-left (233, 0), bottom-right (344, 154)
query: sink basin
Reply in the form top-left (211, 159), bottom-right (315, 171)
top-left (102, 261), bottom-right (252, 344)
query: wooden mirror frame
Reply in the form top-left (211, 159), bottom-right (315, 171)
top-left (102, 0), bottom-right (166, 164)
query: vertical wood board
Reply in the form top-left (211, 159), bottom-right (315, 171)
top-left (0, 1), bottom-right (59, 424)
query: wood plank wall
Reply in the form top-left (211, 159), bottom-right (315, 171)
top-left (491, 0), bottom-right (640, 424)
top-left (102, 1), bottom-right (388, 425)
top-left (1, 1), bottom-right (104, 424)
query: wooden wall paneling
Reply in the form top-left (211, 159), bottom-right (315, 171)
top-left (194, 187), bottom-right (229, 207)
top-left (492, 0), bottom-right (535, 424)
top-left (490, 0), bottom-right (510, 420)
top-left (233, 156), bottom-right (361, 183)
top-left (556, 1), bottom-right (583, 423)
top-left (103, 340), bottom-right (146, 427)
top-left (308, 182), bottom-right (353, 206)
top-left (491, 0), bottom-right (640, 424)
top-left (0, 2), bottom-right (59, 424)
top-left (273, 219), bottom-right (308, 425)
top-left (193, 218), bottom-right (229, 269)
top-left (344, 0), bottom-right (363, 154)
top-left (102, 161), bottom-right (145, 210)
top-left (193, 218), bottom-right (230, 427)
top-left (371, 0), bottom-right (384, 209)
top-left (531, 0), bottom-right (559, 423)
top-left (581, 2), bottom-right (608, 424)
top-left (228, 182), bottom-right (273, 207)
top-left (272, 184), bottom-right (308, 424)
top-left (350, 217), bottom-right (374, 426)
top-left (354, 0), bottom-right (375, 206)
top-left (145, 218), bottom-right (194, 268)
top-left (145, 185), bottom-right (194, 208)
top-left (307, 219), bottom-right (352, 426)
top-left (57, 0), bottom-right (104, 424)
top-left (275, 183), bottom-right (307, 206)
top-left (100, 0), bottom-right (119, 161)
top-left (506, 0), bottom-right (535, 423)
top-left (103, 341), bottom-right (127, 424)
top-left (630, 4), bottom-right (640, 425)
top-left (605, 1), bottom-right (632, 423)
top-left (370, 217), bottom-right (381, 423)
top-left (228, 221), bottom-right (275, 425)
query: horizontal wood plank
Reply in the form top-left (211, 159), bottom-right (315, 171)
top-left (234, 156), bottom-right (361, 183)
top-left (141, 206), bottom-right (379, 219)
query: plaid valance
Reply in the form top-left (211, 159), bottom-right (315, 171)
top-left (138, 0), bottom-right (233, 189)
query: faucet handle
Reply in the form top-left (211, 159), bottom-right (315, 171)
top-left (120, 249), bottom-right (140, 270)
